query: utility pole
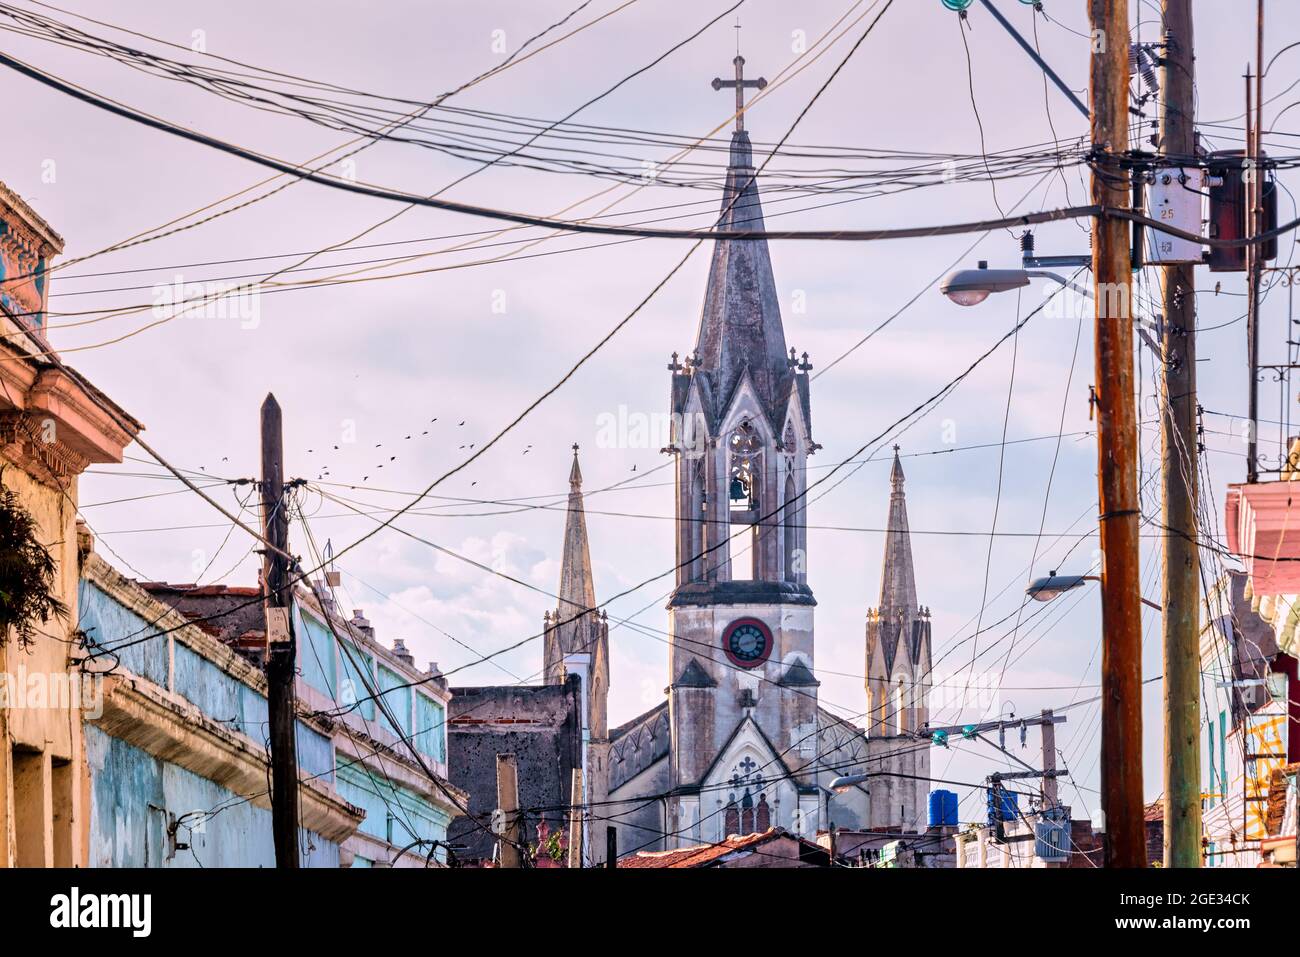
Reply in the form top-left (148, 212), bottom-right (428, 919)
top-left (1040, 709), bottom-right (1059, 810)
top-left (261, 393), bottom-right (300, 869)
top-left (1089, 0), bottom-right (1145, 868)
top-left (1246, 2), bottom-right (1265, 485)
top-left (606, 826), bottom-right (618, 869)
top-left (567, 767), bottom-right (584, 869)
top-left (495, 753), bottom-right (522, 868)
top-left (1245, 62), bottom-right (1260, 483)
top-left (1158, 0), bottom-right (1201, 869)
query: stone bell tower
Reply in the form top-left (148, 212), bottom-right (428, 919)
top-left (660, 52), bottom-right (821, 844)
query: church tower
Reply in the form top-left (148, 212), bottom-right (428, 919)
top-left (543, 446), bottom-right (610, 823)
top-left (866, 447), bottom-right (932, 739)
top-left (661, 54), bottom-right (820, 846)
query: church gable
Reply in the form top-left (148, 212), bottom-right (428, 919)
top-left (698, 716), bottom-right (800, 840)
top-left (717, 365), bottom-right (779, 441)
top-left (699, 714), bottom-right (792, 788)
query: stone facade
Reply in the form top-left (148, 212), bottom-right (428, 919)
top-left (446, 677), bottom-right (583, 865)
top-left (583, 122), bottom-right (930, 858)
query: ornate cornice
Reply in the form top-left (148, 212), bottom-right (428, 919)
top-left (0, 410), bottom-right (88, 489)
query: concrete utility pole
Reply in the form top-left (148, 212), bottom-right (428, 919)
top-left (1158, 0), bottom-right (1201, 869)
top-left (567, 767), bottom-right (584, 869)
top-left (261, 393), bottom-right (300, 868)
top-left (1040, 709), bottom-right (1059, 810)
top-left (1088, 0), bottom-right (1145, 868)
top-left (495, 753), bottom-right (522, 868)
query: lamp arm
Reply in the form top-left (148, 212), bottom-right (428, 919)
top-left (1026, 270), bottom-right (1094, 300)
top-left (1080, 574), bottom-right (1163, 611)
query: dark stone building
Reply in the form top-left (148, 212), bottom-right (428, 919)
top-left (446, 676), bottom-right (583, 864)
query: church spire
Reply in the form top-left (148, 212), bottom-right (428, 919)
top-left (558, 443), bottom-right (596, 615)
top-left (878, 445), bottom-right (918, 625)
top-left (865, 445), bottom-right (930, 741)
top-left (545, 445), bottom-right (610, 741)
top-left (693, 55), bottom-right (788, 418)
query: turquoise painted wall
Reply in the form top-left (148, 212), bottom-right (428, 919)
top-left (79, 580), bottom-right (341, 865)
top-left (85, 727), bottom-right (339, 868)
top-left (79, 581), bottom-right (334, 782)
top-left (335, 759), bottom-right (451, 860)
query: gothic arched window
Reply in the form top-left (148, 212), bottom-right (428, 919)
top-left (740, 790), bottom-right (755, 835)
top-left (724, 800), bottom-right (740, 837)
top-left (728, 420), bottom-right (762, 511)
top-left (783, 471), bottom-right (798, 581)
top-left (755, 794), bottom-right (771, 832)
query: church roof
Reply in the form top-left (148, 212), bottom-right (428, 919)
top-left (691, 129), bottom-right (791, 423)
top-left (610, 700), bottom-right (668, 741)
top-left (618, 827), bottom-right (830, 868)
top-left (608, 701), bottom-right (670, 793)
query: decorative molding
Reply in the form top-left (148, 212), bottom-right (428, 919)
top-left (0, 410), bottom-right (88, 488)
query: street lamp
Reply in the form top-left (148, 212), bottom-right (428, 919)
top-left (940, 262), bottom-right (1095, 307)
top-left (1026, 571), bottom-right (1163, 612)
top-left (940, 230), bottom-right (1097, 308)
top-left (829, 772), bottom-right (869, 794)
top-left (939, 261), bottom-right (1031, 306)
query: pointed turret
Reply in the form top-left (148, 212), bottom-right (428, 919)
top-left (865, 446), bottom-right (930, 737)
top-left (878, 445), bottom-right (918, 625)
top-left (557, 444), bottom-right (596, 616)
top-left (544, 445), bottom-right (609, 741)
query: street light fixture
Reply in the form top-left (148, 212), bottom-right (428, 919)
top-left (940, 262), bottom-right (1095, 308)
top-left (939, 261), bottom-right (1031, 306)
top-left (1026, 571), bottom-right (1163, 611)
top-left (829, 772), bottom-right (869, 794)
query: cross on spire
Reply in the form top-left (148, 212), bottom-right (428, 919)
top-left (711, 47), bottom-right (767, 133)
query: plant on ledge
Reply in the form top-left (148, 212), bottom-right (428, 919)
top-left (0, 481), bottom-right (68, 648)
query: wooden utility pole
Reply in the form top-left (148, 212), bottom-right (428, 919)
top-left (261, 393), bottom-right (300, 868)
top-left (495, 753), bottom-right (522, 868)
top-left (1246, 3), bottom-right (1265, 485)
top-left (567, 767), bottom-right (584, 869)
top-left (606, 826), bottom-right (618, 869)
top-left (1158, 0), bottom-right (1201, 869)
top-left (1088, 0), bottom-right (1145, 868)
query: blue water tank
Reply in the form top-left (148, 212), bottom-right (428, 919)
top-left (985, 788), bottom-right (1021, 824)
top-left (928, 789), bottom-right (958, 826)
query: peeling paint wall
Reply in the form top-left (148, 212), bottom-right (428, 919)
top-left (79, 580), bottom-right (334, 783)
top-left (85, 726), bottom-right (338, 868)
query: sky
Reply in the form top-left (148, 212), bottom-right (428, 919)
top-left (2, 0), bottom-right (1296, 824)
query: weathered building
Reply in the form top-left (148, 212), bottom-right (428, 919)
top-left (618, 826), bottom-right (830, 868)
top-left (1198, 569), bottom-right (1298, 867)
top-left (143, 578), bottom-right (465, 867)
top-left (446, 677), bottom-right (583, 865)
top-left (78, 548), bottom-right (361, 866)
top-left (0, 183), bottom-right (140, 867)
top-left (819, 825), bottom-right (957, 869)
top-left (591, 101), bottom-right (931, 854)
